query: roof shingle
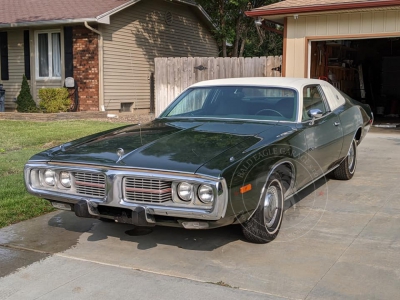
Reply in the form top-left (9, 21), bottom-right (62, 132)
top-left (0, 0), bottom-right (131, 25)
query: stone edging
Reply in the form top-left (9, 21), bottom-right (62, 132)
top-left (0, 112), bottom-right (155, 123)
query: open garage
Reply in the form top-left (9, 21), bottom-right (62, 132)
top-left (247, 0), bottom-right (400, 123)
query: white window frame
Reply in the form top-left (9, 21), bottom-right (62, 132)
top-left (34, 30), bottom-right (61, 80)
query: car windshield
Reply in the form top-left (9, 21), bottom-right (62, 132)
top-left (160, 86), bottom-right (298, 122)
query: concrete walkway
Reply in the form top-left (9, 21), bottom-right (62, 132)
top-left (0, 132), bottom-right (399, 299)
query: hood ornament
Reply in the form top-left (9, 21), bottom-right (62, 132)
top-left (116, 148), bottom-right (125, 162)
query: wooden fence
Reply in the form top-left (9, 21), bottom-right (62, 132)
top-left (154, 56), bottom-right (282, 116)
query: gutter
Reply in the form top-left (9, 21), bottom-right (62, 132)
top-left (84, 22), bottom-right (105, 112)
top-left (245, 0), bottom-right (400, 17)
top-left (0, 18), bottom-right (97, 28)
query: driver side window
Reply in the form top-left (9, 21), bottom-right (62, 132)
top-left (302, 85), bottom-right (328, 121)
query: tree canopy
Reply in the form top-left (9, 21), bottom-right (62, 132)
top-left (197, 0), bottom-right (282, 57)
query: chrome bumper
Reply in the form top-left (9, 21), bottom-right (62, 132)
top-left (24, 163), bottom-right (228, 222)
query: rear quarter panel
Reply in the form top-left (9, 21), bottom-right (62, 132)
top-left (338, 99), bottom-right (370, 158)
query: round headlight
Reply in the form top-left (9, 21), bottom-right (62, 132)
top-left (44, 169), bottom-right (55, 186)
top-left (60, 171), bottom-right (71, 188)
top-left (177, 182), bottom-right (193, 201)
top-left (198, 185), bottom-right (214, 204)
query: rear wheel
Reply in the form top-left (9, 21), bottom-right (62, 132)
top-left (242, 174), bottom-right (284, 244)
top-left (333, 139), bottom-right (357, 180)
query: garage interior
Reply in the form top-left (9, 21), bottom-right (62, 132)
top-left (310, 38), bottom-right (400, 122)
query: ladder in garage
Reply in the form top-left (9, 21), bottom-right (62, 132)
top-left (358, 65), bottom-right (366, 99)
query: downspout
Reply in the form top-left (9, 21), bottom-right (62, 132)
top-left (84, 21), bottom-right (105, 111)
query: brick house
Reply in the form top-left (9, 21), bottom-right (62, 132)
top-left (0, 0), bottom-right (218, 112)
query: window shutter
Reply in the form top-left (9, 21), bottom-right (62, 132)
top-left (24, 30), bottom-right (31, 80)
top-left (0, 32), bottom-right (9, 81)
top-left (64, 27), bottom-right (73, 78)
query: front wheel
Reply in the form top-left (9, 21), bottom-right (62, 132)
top-left (242, 174), bottom-right (284, 244)
top-left (332, 139), bottom-right (357, 180)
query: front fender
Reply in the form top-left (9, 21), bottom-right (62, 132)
top-left (223, 143), bottom-right (299, 221)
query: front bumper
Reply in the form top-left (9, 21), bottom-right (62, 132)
top-left (24, 163), bottom-right (228, 225)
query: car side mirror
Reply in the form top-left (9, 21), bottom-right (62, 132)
top-left (307, 108), bottom-right (323, 125)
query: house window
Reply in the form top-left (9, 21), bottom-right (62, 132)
top-left (35, 31), bottom-right (61, 79)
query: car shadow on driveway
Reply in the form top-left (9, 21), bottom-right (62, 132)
top-left (47, 211), bottom-right (244, 251)
top-left (285, 176), bottom-right (329, 210)
top-left (47, 176), bottom-right (330, 251)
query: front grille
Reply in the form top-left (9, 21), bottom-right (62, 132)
top-left (124, 177), bottom-right (172, 203)
top-left (74, 172), bottom-right (106, 197)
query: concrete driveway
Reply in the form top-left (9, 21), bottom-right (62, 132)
top-left (0, 131), bottom-right (399, 300)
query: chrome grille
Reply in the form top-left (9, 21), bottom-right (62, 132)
top-left (124, 177), bottom-right (172, 203)
top-left (74, 172), bottom-right (106, 197)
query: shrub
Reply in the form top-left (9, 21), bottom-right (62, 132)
top-left (38, 88), bottom-right (71, 113)
top-left (16, 75), bottom-right (38, 112)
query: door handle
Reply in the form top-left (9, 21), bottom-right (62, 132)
top-left (334, 122), bottom-right (340, 126)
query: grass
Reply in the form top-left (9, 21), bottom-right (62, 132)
top-left (0, 120), bottom-right (129, 229)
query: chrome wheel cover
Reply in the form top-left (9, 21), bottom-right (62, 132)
top-left (264, 184), bottom-right (280, 228)
top-left (348, 142), bottom-right (356, 173)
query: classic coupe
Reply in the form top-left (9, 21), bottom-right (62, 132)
top-left (24, 78), bottom-right (373, 243)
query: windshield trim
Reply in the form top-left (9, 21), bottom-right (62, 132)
top-left (157, 116), bottom-right (298, 124)
top-left (159, 85), bottom-right (300, 122)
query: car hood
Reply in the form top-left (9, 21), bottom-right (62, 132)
top-left (38, 119), bottom-right (293, 174)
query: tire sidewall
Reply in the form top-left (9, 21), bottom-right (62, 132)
top-left (263, 175), bottom-right (284, 235)
top-left (348, 139), bottom-right (357, 175)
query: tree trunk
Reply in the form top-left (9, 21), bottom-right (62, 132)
top-left (239, 28), bottom-right (249, 57)
top-left (219, 0), bottom-right (227, 57)
top-left (232, 16), bottom-right (242, 57)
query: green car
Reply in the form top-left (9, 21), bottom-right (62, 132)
top-left (24, 78), bottom-right (373, 243)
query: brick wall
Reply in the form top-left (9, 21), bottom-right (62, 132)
top-left (73, 26), bottom-right (99, 111)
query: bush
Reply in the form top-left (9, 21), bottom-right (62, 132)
top-left (16, 75), bottom-right (38, 112)
top-left (38, 88), bottom-right (71, 113)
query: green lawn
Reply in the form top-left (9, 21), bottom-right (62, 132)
top-left (0, 120), bottom-right (129, 228)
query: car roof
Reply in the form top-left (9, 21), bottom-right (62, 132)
top-left (190, 77), bottom-right (326, 90)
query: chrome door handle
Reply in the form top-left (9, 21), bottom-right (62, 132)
top-left (334, 122), bottom-right (340, 126)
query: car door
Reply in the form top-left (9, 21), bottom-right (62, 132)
top-left (300, 84), bottom-right (343, 177)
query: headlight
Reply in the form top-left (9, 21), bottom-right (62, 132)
top-left (60, 171), bottom-right (71, 188)
top-left (43, 169), bottom-right (55, 186)
top-left (198, 184), bottom-right (214, 204)
top-left (177, 182), bottom-right (193, 201)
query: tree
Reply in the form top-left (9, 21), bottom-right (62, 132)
top-left (197, 0), bottom-right (282, 57)
top-left (16, 75), bottom-right (37, 112)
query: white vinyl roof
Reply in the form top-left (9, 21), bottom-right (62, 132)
top-left (190, 77), bottom-right (324, 90)
top-left (188, 77), bottom-right (345, 123)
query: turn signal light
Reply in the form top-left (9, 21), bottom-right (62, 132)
top-left (240, 184), bottom-right (252, 194)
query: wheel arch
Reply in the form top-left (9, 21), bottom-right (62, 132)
top-left (355, 127), bottom-right (362, 143)
top-left (246, 160), bottom-right (295, 221)
top-left (274, 161), bottom-right (296, 197)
